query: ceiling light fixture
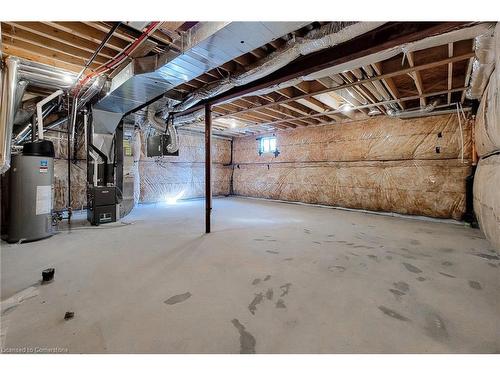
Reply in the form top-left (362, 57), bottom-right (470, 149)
top-left (340, 104), bottom-right (353, 113)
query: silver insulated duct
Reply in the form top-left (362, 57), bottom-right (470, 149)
top-left (92, 22), bottom-right (310, 134)
top-left (0, 56), bottom-right (102, 173)
top-left (0, 57), bottom-right (21, 174)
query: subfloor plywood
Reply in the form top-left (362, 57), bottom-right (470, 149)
top-left (1, 198), bottom-right (498, 353)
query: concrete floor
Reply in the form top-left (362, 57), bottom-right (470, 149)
top-left (1, 197), bottom-right (499, 353)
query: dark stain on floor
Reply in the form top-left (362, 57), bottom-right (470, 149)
top-left (264, 275), bottom-right (271, 281)
top-left (231, 319), bottom-right (256, 354)
top-left (393, 281), bottom-right (410, 292)
top-left (424, 313), bottom-right (448, 341)
top-left (389, 289), bottom-right (406, 299)
top-left (439, 272), bottom-right (456, 278)
top-left (276, 299), bottom-right (286, 309)
top-left (279, 283), bottom-right (292, 297)
top-left (474, 253), bottom-right (500, 261)
top-left (468, 280), bottom-right (482, 290)
top-left (266, 250), bottom-right (279, 255)
top-left (410, 239), bottom-right (421, 245)
top-left (353, 245), bottom-right (375, 249)
top-left (400, 253), bottom-right (418, 260)
top-left (441, 261), bottom-right (453, 266)
top-left (378, 306), bottom-right (411, 322)
top-left (164, 292), bottom-right (192, 305)
top-left (265, 288), bottom-right (273, 300)
top-left (439, 247), bottom-right (455, 253)
top-left (252, 278), bottom-right (261, 285)
top-left (417, 277), bottom-right (426, 282)
top-left (248, 293), bottom-right (264, 315)
top-left (402, 262), bottom-right (423, 274)
top-left (328, 265), bottom-right (346, 272)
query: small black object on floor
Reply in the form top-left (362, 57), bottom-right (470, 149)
top-left (42, 268), bottom-right (55, 283)
top-left (64, 312), bottom-right (75, 321)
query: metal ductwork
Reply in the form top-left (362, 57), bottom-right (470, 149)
top-left (92, 22), bottom-right (310, 134)
top-left (17, 59), bottom-right (78, 90)
top-left (13, 103), bottom-right (59, 145)
top-left (168, 22), bottom-right (387, 126)
top-left (0, 56), bottom-right (103, 173)
top-left (0, 57), bottom-right (21, 173)
top-left (172, 22), bottom-right (386, 114)
top-left (146, 106), bottom-right (179, 153)
top-left (387, 99), bottom-right (440, 119)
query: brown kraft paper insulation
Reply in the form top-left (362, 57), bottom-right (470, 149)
top-left (473, 154), bottom-right (500, 252)
top-left (232, 114), bottom-right (471, 219)
top-left (47, 129), bottom-right (87, 211)
top-left (234, 114), bottom-right (471, 164)
top-left (138, 130), bottom-right (232, 203)
top-left (233, 160), bottom-right (469, 220)
top-left (475, 72), bottom-right (500, 157)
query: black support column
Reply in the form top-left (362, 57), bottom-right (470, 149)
top-left (205, 104), bottom-right (212, 233)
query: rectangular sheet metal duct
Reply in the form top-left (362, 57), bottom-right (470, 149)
top-left (92, 22), bottom-right (309, 134)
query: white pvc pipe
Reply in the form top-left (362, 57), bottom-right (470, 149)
top-left (89, 150), bottom-right (99, 186)
top-left (36, 89), bottom-right (63, 140)
top-left (83, 109), bottom-right (88, 153)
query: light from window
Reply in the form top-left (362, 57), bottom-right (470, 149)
top-left (259, 136), bottom-right (277, 154)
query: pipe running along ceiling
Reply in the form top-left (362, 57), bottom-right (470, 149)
top-left (92, 22), bottom-right (311, 134)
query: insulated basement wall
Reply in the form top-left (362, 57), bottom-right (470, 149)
top-left (475, 73), bottom-right (500, 157)
top-left (137, 130), bottom-right (232, 203)
top-left (473, 154), bottom-right (500, 251)
top-left (233, 114), bottom-right (472, 219)
top-left (474, 60), bottom-right (500, 251)
top-left (46, 127), bottom-right (87, 211)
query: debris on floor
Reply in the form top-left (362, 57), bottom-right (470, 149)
top-left (164, 292), bottom-right (192, 305)
top-left (64, 312), bottom-right (75, 321)
top-left (42, 268), bottom-right (55, 283)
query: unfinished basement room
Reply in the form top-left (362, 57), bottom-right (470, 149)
top-left (1, 5), bottom-right (499, 365)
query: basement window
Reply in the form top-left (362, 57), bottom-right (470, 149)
top-left (259, 136), bottom-right (277, 154)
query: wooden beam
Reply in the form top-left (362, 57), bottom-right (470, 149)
top-left (151, 22), bottom-right (471, 119)
top-left (237, 96), bottom-right (318, 126)
top-left (448, 43), bottom-right (454, 104)
top-left (1, 36), bottom-right (99, 70)
top-left (239, 87), bottom-right (467, 128)
top-left (371, 62), bottom-right (405, 110)
top-left (1, 24), bottom-right (109, 65)
top-left (208, 23), bottom-right (470, 108)
top-left (5, 22), bottom-right (118, 59)
top-left (46, 22), bottom-right (129, 52)
top-left (212, 53), bottom-right (473, 120)
top-left (1, 44), bottom-right (81, 73)
top-left (219, 102), bottom-right (297, 128)
top-left (461, 57), bottom-right (474, 103)
top-left (406, 51), bottom-right (426, 107)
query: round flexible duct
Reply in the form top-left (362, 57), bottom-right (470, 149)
top-left (172, 22), bottom-right (386, 114)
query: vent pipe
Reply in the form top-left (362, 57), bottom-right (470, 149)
top-left (0, 57), bottom-right (21, 174)
top-left (387, 99), bottom-right (440, 119)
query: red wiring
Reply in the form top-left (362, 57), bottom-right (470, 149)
top-left (73, 21), bottom-right (161, 96)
